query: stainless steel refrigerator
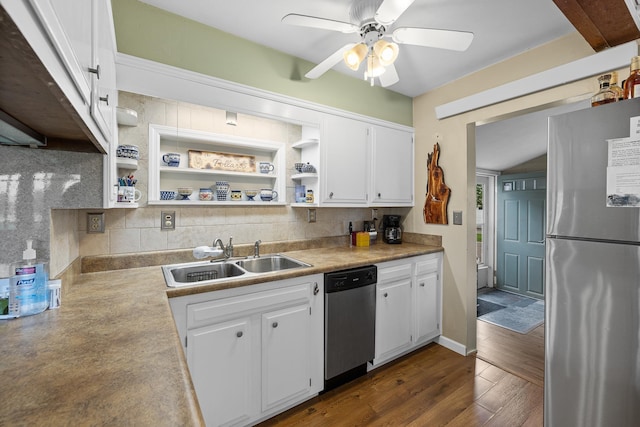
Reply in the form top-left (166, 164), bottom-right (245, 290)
top-left (545, 98), bottom-right (640, 426)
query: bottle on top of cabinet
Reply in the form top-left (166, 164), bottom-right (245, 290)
top-left (609, 71), bottom-right (624, 101)
top-left (591, 73), bottom-right (617, 107)
top-left (623, 56), bottom-right (640, 99)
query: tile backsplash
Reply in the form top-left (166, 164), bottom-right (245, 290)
top-left (0, 145), bottom-right (103, 277)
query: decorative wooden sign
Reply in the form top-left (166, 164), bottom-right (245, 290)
top-left (188, 150), bottom-right (256, 173)
top-left (423, 143), bottom-right (451, 224)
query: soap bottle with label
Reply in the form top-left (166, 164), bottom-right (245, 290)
top-left (10, 240), bottom-right (48, 317)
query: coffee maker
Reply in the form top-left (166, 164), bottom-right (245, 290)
top-left (382, 215), bottom-right (402, 244)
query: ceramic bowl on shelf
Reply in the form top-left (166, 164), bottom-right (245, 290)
top-left (245, 189), bottom-right (258, 201)
top-left (177, 187), bottom-right (193, 200)
top-left (116, 144), bottom-right (139, 160)
top-left (294, 162), bottom-right (305, 173)
top-left (160, 190), bottom-right (177, 200)
top-left (301, 163), bottom-right (316, 173)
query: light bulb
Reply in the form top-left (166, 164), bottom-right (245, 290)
top-left (343, 43), bottom-right (367, 71)
top-left (373, 40), bottom-right (399, 66)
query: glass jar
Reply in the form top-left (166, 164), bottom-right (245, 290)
top-left (591, 73), bottom-right (617, 107)
top-left (609, 71), bottom-right (624, 101)
top-left (624, 56), bottom-right (640, 99)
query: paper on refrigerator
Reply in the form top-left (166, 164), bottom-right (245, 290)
top-left (606, 117), bottom-right (640, 207)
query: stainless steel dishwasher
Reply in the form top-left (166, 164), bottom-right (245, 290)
top-left (324, 265), bottom-right (377, 391)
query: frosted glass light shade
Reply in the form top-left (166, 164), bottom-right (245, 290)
top-left (373, 40), bottom-right (399, 66)
top-left (343, 43), bottom-right (368, 70)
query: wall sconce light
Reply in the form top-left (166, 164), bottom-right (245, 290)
top-left (226, 111), bottom-right (237, 126)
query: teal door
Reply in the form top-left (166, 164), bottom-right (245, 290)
top-left (496, 172), bottom-right (546, 299)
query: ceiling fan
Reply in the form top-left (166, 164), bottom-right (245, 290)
top-left (282, 0), bottom-right (474, 87)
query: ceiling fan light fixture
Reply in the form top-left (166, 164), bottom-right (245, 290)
top-left (343, 43), bottom-right (368, 70)
top-left (373, 39), bottom-right (399, 66)
top-left (364, 54), bottom-right (386, 80)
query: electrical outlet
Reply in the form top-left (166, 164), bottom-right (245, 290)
top-left (87, 212), bottom-right (105, 233)
top-left (161, 211), bottom-right (176, 230)
top-left (307, 209), bottom-right (316, 223)
top-left (371, 209), bottom-right (378, 220)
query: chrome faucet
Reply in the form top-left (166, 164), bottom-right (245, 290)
top-left (213, 238), bottom-right (224, 252)
top-left (212, 237), bottom-right (234, 259)
top-left (254, 240), bottom-right (262, 258)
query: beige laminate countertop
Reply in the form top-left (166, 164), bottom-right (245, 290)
top-left (0, 243), bottom-right (442, 426)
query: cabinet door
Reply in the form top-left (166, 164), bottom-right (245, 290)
top-left (262, 304), bottom-right (311, 411)
top-left (371, 126), bottom-right (414, 206)
top-left (29, 0), bottom-right (92, 105)
top-left (187, 318), bottom-right (253, 427)
top-left (89, 0), bottom-right (116, 142)
top-left (321, 115), bottom-right (369, 204)
top-left (375, 278), bottom-right (413, 361)
top-left (415, 271), bottom-right (440, 343)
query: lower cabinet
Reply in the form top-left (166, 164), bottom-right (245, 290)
top-left (373, 253), bottom-right (442, 367)
top-left (170, 274), bottom-right (323, 427)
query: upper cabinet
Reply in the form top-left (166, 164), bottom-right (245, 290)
top-left (2, 0), bottom-right (117, 153)
top-left (320, 115), bottom-right (370, 205)
top-left (370, 126), bottom-right (414, 207)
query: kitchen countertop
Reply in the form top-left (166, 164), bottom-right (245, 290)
top-left (0, 242), bottom-right (442, 426)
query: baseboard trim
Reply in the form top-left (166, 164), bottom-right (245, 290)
top-left (435, 335), bottom-right (467, 356)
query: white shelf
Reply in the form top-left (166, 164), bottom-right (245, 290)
top-left (291, 202), bottom-right (318, 208)
top-left (114, 202), bottom-right (139, 208)
top-left (291, 172), bottom-right (318, 180)
top-left (116, 157), bottom-right (138, 169)
top-left (149, 200), bottom-right (286, 206)
top-left (160, 166), bottom-right (277, 179)
top-left (292, 138), bottom-right (319, 149)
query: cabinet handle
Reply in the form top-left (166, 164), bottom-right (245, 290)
top-left (236, 331), bottom-right (243, 338)
top-left (99, 94), bottom-right (109, 105)
top-left (272, 322), bottom-right (278, 328)
top-left (313, 283), bottom-right (319, 295)
top-left (383, 292), bottom-right (388, 298)
top-left (420, 282), bottom-right (425, 287)
top-left (88, 64), bottom-right (101, 79)
top-left (377, 192), bottom-right (381, 198)
top-left (329, 192), bottom-right (334, 198)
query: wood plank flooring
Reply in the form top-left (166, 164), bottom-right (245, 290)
top-left (258, 343), bottom-right (543, 426)
top-left (476, 320), bottom-right (545, 387)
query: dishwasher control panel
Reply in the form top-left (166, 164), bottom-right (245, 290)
top-left (325, 265), bottom-right (377, 293)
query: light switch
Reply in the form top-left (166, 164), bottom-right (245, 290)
top-left (308, 209), bottom-right (316, 223)
top-left (453, 210), bottom-right (463, 225)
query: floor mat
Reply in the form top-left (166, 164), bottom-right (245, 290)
top-left (477, 289), bottom-right (544, 334)
top-left (477, 299), bottom-right (505, 317)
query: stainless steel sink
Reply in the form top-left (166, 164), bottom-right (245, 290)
top-left (162, 254), bottom-right (311, 287)
top-left (234, 254), bottom-right (310, 273)
top-left (163, 261), bottom-right (246, 287)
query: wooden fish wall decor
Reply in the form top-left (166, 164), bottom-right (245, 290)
top-left (423, 143), bottom-right (450, 224)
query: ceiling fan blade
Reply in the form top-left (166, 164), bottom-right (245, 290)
top-left (305, 43), bottom-right (355, 79)
top-left (282, 13), bottom-right (359, 33)
top-left (392, 27), bottom-right (474, 51)
top-left (378, 63), bottom-right (399, 87)
top-left (375, 0), bottom-right (416, 26)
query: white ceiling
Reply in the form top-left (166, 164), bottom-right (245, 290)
top-left (139, 0), bottom-right (577, 98)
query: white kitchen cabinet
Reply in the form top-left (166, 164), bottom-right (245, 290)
top-left (24, 0), bottom-right (116, 152)
top-left (320, 115), bottom-right (369, 205)
top-left (187, 317), bottom-right (254, 426)
top-left (262, 304), bottom-right (311, 411)
top-left (370, 126), bottom-right (414, 206)
top-left (375, 274), bottom-right (413, 362)
top-left (169, 275), bottom-right (323, 427)
top-left (372, 253), bottom-right (442, 368)
top-left (415, 257), bottom-right (441, 344)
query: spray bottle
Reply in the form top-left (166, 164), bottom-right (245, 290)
top-left (10, 240), bottom-right (48, 317)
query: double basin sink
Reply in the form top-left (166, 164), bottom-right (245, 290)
top-left (162, 254), bottom-right (311, 287)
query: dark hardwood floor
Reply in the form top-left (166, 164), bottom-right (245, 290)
top-left (259, 342), bottom-right (543, 426)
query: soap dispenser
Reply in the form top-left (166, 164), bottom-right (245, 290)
top-left (10, 240), bottom-right (49, 316)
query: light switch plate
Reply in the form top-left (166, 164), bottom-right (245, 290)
top-left (87, 212), bottom-right (105, 233)
top-left (307, 209), bottom-right (316, 223)
top-left (161, 211), bottom-right (176, 230)
top-left (453, 210), bottom-right (463, 225)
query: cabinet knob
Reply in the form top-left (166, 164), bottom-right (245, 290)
top-left (420, 283), bottom-right (425, 287)
top-left (378, 192), bottom-right (381, 198)
top-left (329, 192), bottom-right (334, 198)
top-left (383, 292), bottom-right (388, 298)
top-left (236, 331), bottom-right (243, 338)
top-left (272, 322), bottom-right (278, 328)
top-left (99, 94), bottom-right (109, 105)
top-left (88, 64), bottom-right (101, 79)
top-left (313, 283), bottom-right (319, 295)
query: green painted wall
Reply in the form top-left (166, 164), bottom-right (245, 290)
top-left (110, 0), bottom-right (413, 126)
